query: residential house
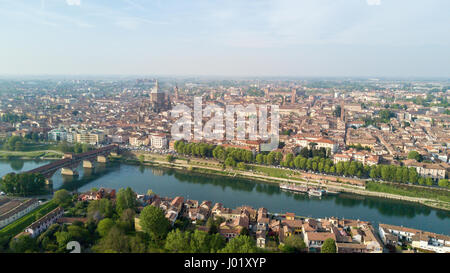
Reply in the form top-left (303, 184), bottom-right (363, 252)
top-left (25, 207), bottom-right (64, 238)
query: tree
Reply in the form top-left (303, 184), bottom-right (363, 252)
top-left (129, 234), bottom-right (147, 253)
top-left (408, 168), bottom-right (419, 184)
top-left (336, 162), bottom-right (344, 175)
top-left (225, 157), bottom-right (236, 168)
top-left (418, 177), bottom-right (425, 185)
top-left (236, 162), bottom-right (247, 170)
top-left (81, 144), bottom-right (91, 153)
top-left (208, 233), bottom-right (226, 253)
top-left (54, 231), bottom-right (73, 249)
top-left (438, 179), bottom-right (449, 188)
top-left (139, 205), bottom-right (171, 241)
top-left (93, 226), bottom-right (130, 253)
top-left (255, 154), bottom-right (264, 164)
top-left (53, 189), bottom-right (72, 207)
top-left (407, 151), bottom-right (423, 162)
top-left (165, 229), bottom-right (191, 253)
top-left (0, 172), bottom-right (46, 196)
top-left (282, 235), bottom-right (307, 253)
top-left (97, 218), bottom-right (115, 237)
top-left (190, 230), bottom-right (214, 253)
top-left (119, 208), bottom-right (136, 232)
top-left (5, 136), bottom-right (25, 151)
top-left (379, 109), bottom-right (395, 123)
top-left (138, 154), bottom-right (145, 164)
top-left (321, 238), bottom-right (336, 253)
top-left (266, 152), bottom-right (275, 165)
top-left (206, 217), bottom-right (223, 235)
top-left (219, 235), bottom-right (258, 253)
top-left (9, 235), bottom-right (38, 253)
top-left (166, 155), bottom-right (175, 163)
top-left (87, 198), bottom-right (114, 221)
top-left (67, 225), bottom-right (89, 245)
top-left (239, 227), bottom-right (250, 236)
top-left (116, 187), bottom-right (137, 215)
top-left (164, 229), bottom-right (225, 253)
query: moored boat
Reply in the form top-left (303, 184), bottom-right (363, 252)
top-left (308, 188), bottom-right (325, 196)
top-left (280, 183), bottom-right (309, 193)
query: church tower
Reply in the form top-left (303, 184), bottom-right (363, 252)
top-left (291, 88), bottom-right (296, 104)
top-left (174, 85), bottom-right (179, 101)
top-left (150, 79), bottom-right (167, 112)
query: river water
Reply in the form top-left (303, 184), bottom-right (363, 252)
top-left (1, 159), bottom-right (449, 235)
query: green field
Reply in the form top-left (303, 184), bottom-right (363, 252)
top-left (366, 181), bottom-right (450, 203)
top-left (250, 165), bottom-right (300, 180)
top-left (0, 150), bottom-right (63, 159)
top-left (0, 143), bottom-right (60, 152)
top-left (0, 201), bottom-right (58, 239)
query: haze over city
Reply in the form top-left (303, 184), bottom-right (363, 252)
top-left (1, 0), bottom-right (449, 77)
top-left (0, 0), bottom-right (450, 260)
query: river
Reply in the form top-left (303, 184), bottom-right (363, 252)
top-left (1, 159), bottom-right (449, 235)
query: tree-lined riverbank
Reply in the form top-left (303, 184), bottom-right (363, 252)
top-left (124, 151), bottom-right (450, 211)
top-left (1, 157), bottom-right (449, 235)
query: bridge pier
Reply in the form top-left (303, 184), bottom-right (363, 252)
top-left (61, 167), bottom-right (79, 176)
top-left (83, 160), bottom-right (95, 169)
top-left (25, 145), bottom-right (117, 179)
top-left (97, 155), bottom-right (108, 163)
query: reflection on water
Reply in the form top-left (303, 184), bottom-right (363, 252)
top-left (58, 162), bottom-right (121, 192)
top-left (9, 159), bottom-right (25, 171)
top-left (169, 168), bottom-right (448, 221)
top-left (0, 159), bottom-right (449, 234)
top-left (0, 158), bottom-right (51, 174)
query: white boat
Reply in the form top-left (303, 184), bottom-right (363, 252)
top-left (280, 183), bottom-right (308, 193)
top-left (308, 189), bottom-right (325, 196)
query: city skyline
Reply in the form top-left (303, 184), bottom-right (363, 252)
top-left (0, 0), bottom-right (449, 77)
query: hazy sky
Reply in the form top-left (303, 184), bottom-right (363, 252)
top-left (0, 0), bottom-right (449, 77)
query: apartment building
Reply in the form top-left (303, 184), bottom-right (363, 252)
top-left (151, 133), bottom-right (168, 149)
top-left (75, 130), bottom-right (105, 145)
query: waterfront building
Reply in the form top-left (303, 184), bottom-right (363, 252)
top-left (379, 223), bottom-right (450, 253)
top-left (294, 136), bottom-right (338, 154)
top-left (74, 130), bottom-right (105, 145)
top-left (404, 160), bottom-right (448, 180)
top-left (151, 133), bottom-right (168, 149)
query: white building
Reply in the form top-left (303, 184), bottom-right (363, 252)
top-left (25, 207), bottom-right (64, 237)
top-left (295, 136), bottom-right (338, 154)
top-left (411, 233), bottom-right (450, 253)
top-left (151, 133), bottom-right (168, 149)
top-left (48, 129), bottom-right (67, 141)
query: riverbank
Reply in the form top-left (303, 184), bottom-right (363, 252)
top-left (0, 150), bottom-right (63, 160)
top-left (121, 152), bottom-right (450, 212)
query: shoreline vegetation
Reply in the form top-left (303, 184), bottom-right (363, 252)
top-left (1, 149), bottom-right (449, 211)
top-left (0, 150), bottom-right (63, 160)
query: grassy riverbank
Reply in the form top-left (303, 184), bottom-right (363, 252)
top-left (0, 150), bottom-right (63, 159)
top-left (366, 181), bottom-right (450, 203)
